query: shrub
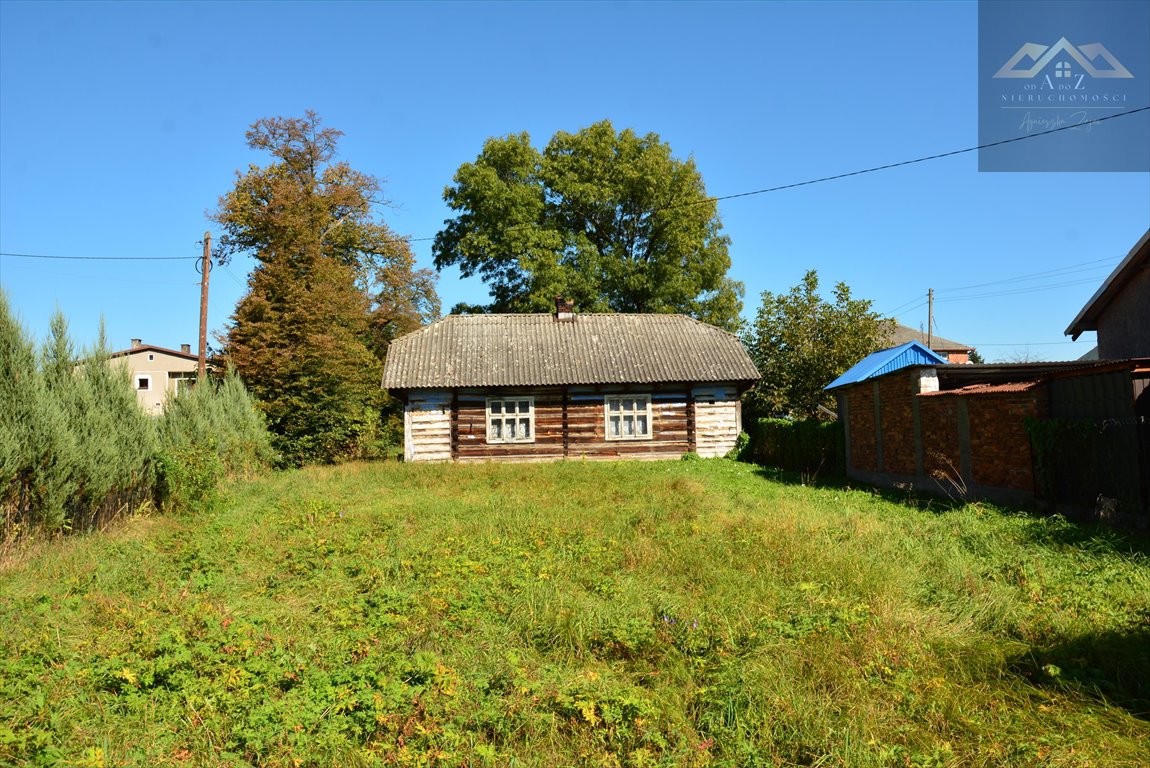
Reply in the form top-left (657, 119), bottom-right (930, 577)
top-left (750, 418), bottom-right (844, 476)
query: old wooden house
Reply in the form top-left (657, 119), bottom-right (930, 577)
top-left (383, 302), bottom-right (760, 462)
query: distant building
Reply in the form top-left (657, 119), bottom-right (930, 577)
top-left (109, 339), bottom-right (198, 414)
top-left (1066, 229), bottom-right (1150, 359)
top-left (888, 324), bottom-right (975, 364)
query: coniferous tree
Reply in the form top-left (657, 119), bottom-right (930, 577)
top-left (213, 112), bottom-right (439, 464)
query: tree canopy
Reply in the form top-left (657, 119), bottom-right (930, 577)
top-left (433, 120), bottom-right (743, 330)
top-left (744, 271), bottom-right (894, 420)
top-left (214, 112), bottom-right (439, 463)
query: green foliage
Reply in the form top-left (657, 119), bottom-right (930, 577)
top-left (745, 270), bottom-right (894, 419)
top-left (433, 120), bottom-right (744, 331)
top-left (1, 460), bottom-right (1147, 766)
top-left (156, 369), bottom-right (276, 512)
top-left (751, 417), bottom-right (845, 476)
top-left (215, 112), bottom-right (440, 464)
top-left (0, 296), bottom-right (273, 540)
top-left (1, 297), bottom-right (157, 538)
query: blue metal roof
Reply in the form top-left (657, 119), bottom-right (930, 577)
top-left (824, 341), bottom-right (947, 390)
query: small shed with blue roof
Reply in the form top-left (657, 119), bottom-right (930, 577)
top-left (824, 341), bottom-right (947, 392)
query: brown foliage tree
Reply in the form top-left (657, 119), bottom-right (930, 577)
top-left (214, 112), bottom-right (439, 463)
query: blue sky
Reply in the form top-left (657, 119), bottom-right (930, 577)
top-left (1, 0), bottom-right (1147, 362)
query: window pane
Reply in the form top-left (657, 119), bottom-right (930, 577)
top-left (609, 399), bottom-right (620, 412)
top-left (520, 418), bottom-right (531, 438)
top-left (637, 415), bottom-right (648, 435)
top-left (519, 400), bottom-right (530, 414)
top-left (508, 419), bottom-right (518, 439)
top-left (624, 415), bottom-right (634, 436)
top-left (609, 415), bottom-right (620, 436)
top-left (491, 420), bottom-right (502, 439)
top-left (491, 401), bottom-right (502, 415)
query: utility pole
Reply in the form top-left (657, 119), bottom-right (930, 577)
top-left (198, 232), bottom-right (211, 379)
top-left (924, 286), bottom-right (933, 349)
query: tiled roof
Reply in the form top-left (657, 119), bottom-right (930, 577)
top-left (383, 313), bottom-right (760, 389)
top-left (888, 324), bottom-right (972, 352)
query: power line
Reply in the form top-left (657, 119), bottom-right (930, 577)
top-left (675, 105), bottom-right (1150, 209)
top-left (938, 257), bottom-right (1120, 294)
top-left (0, 251), bottom-right (198, 261)
top-left (937, 276), bottom-right (1101, 302)
top-left (5, 105), bottom-right (1146, 263)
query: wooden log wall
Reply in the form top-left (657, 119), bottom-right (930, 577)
top-left (404, 390), bottom-right (452, 462)
top-left (405, 383), bottom-right (745, 462)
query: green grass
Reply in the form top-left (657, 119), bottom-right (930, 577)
top-left (2, 459), bottom-right (1148, 767)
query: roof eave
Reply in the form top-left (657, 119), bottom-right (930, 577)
top-left (1065, 228), bottom-right (1150, 339)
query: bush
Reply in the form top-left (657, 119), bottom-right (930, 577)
top-left (0, 294), bottom-right (275, 542)
top-left (750, 418), bottom-right (844, 476)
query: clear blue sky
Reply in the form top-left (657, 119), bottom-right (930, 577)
top-left (2, 1), bottom-right (1147, 362)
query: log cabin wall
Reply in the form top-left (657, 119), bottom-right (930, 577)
top-left (692, 384), bottom-right (741, 457)
top-left (401, 382), bottom-right (744, 463)
top-left (404, 390), bottom-right (452, 462)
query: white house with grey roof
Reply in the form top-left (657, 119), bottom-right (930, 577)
top-left (382, 301), bottom-right (760, 462)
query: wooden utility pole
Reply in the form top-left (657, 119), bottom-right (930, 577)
top-left (198, 232), bottom-right (211, 379)
top-left (927, 288), bottom-right (934, 349)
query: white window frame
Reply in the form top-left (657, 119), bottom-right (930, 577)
top-left (486, 396), bottom-right (535, 444)
top-left (604, 394), bottom-right (653, 441)
top-left (171, 372), bottom-right (197, 395)
top-left (135, 374), bottom-right (152, 391)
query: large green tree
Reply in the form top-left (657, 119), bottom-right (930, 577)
top-left (745, 271), bottom-right (894, 420)
top-left (214, 112), bottom-right (439, 464)
top-left (433, 120), bottom-right (743, 330)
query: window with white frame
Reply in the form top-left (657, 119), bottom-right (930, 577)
top-left (605, 395), bottom-right (652, 440)
top-left (487, 397), bottom-right (534, 443)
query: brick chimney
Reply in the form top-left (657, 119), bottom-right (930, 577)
top-left (131, 338), bottom-right (142, 348)
top-left (180, 344), bottom-right (191, 354)
top-left (554, 296), bottom-right (576, 322)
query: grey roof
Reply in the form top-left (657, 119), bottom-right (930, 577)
top-left (383, 313), bottom-right (760, 390)
top-left (888, 324), bottom-right (972, 352)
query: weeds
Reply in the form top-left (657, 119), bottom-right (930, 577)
top-left (1, 459), bottom-right (1147, 766)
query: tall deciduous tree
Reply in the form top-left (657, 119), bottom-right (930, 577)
top-left (214, 112), bottom-right (439, 464)
top-left (433, 120), bottom-right (743, 330)
top-left (745, 271), bottom-right (894, 420)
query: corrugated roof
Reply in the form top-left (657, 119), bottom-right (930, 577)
top-left (824, 341), bottom-right (947, 391)
top-left (919, 381), bottom-right (1041, 396)
top-left (383, 313), bottom-right (760, 389)
top-left (889, 324), bottom-right (972, 352)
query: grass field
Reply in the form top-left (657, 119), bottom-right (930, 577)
top-left (2, 459), bottom-right (1148, 767)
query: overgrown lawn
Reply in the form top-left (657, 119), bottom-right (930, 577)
top-left (2, 459), bottom-right (1148, 767)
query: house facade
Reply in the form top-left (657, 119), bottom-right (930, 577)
top-left (383, 307), bottom-right (760, 462)
top-left (109, 339), bottom-right (198, 414)
top-left (1066, 228), bottom-right (1150, 359)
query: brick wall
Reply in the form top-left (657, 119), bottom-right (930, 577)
top-left (842, 371), bottom-right (1048, 500)
top-left (919, 396), bottom-right (962, 481)
top-left (878, 373), bottom-right (917, 475)
top-left (966, 388), bottom-right (1046, 492)
top-left (846, 385), bottom-right (877, 471)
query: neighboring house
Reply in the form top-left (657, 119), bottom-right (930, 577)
top-left (109, 339), bottom-right (198, 414)
top-left (888, 324), bottom-right (975, 364)
top-left (382, 301), bottom-right (760, 462)
top-left (1066, 228), bottom-right (1150, 359)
